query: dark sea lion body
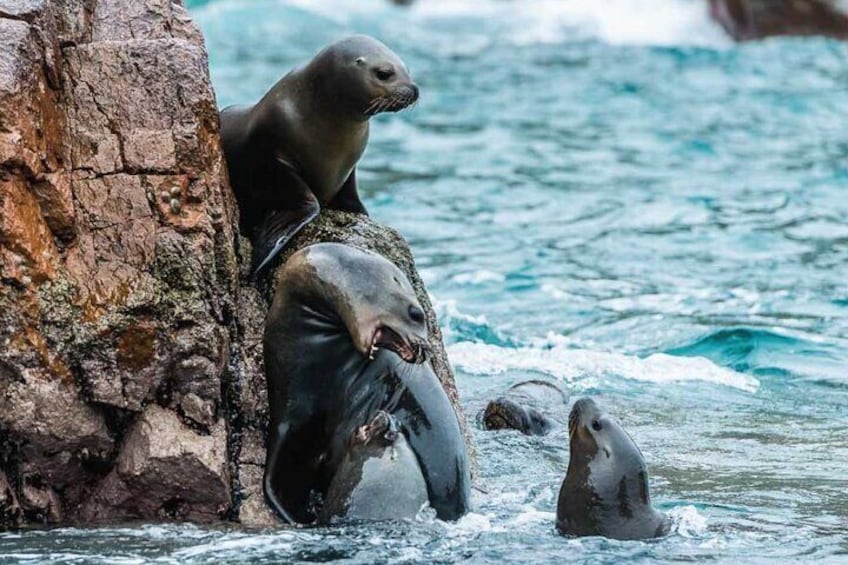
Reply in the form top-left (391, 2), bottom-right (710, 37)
top-left (479, 379), bottom-right (568, 435)
top-left (320, 411), bottom-right (428, 523)
top-left (556, 398), bottom-right (670, 540)
top-left (263, 243), bottom-right (470, 524)
top-left (219, 35), bottom-right (419, 273)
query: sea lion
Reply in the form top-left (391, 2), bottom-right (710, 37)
top-left (219, 35), bottom-right (419, 273)
top-left (556, 398), bottom-right (670, 540)
top-left (320, 410), bottom-right (428, 523)
top-left (263, 243), bottom-right (470, 524)
top-left (479, 380), bottom-right (568, 435)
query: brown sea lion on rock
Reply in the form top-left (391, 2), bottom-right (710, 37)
top-left (557, 398), bottom-right (670, 540)
top-left (219, 35), bottom-right (419, 273)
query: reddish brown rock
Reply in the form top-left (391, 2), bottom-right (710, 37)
top-left (0, 0), bottom-right (239, 527)
top-left (709, 0), bottom-right (848, 40)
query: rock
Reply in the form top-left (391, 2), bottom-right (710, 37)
top-left (78, 406), bottom-right (229, 522)
top-left (708, 0), bottom-right (848, 40)
top-left (20, 479), bottom-right (62, 524)
top-left (0, 0), bottom-right (240, 527)
top-left (0, 0), bottom-right (471, 528)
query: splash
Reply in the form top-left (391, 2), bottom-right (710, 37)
top-left (448, 339), bottom-right (759, 392)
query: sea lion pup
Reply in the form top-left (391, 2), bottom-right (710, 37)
top-left (556, 398), bottom-right (670, 540)
top-left (479, 380), bottom-right (568, 435)
top-left (263, 243), bottom-right (470, 524)
top-left (219, 35), bottom-right (419, 273)
top-left (320, 411), bottom-right (428, 523)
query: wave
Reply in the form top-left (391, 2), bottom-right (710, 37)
top-left (434, 298), bottom-right (517, 347)
top-left (667, 327), bottom-right (848, 386)
top-left (448, 338), bottom-right (759, 392)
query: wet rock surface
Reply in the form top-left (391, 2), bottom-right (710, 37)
top-left (708, 0), bottom-right (848, 40)
top-left (0, 0), bottom-right (470, 528)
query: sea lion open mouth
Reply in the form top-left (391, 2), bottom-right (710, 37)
top-left (369, 326), bottom-right (430, 364)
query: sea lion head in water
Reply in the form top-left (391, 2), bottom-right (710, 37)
top-left (480, 380), bottom-right (568, 435)
top-left (556, 398), bottom-right (670, 540)
top-left (309, 35), bottom-right (419, 120)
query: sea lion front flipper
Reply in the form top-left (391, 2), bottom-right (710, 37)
top-left (263, 421), bottom-right (313, 525)
top-left (252, 191), bottom-right (320, 275)
top-left (326, 169), bottom-right (368, 215)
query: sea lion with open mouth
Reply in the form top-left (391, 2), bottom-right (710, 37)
top-left (479, 380), bottom-right (568, 435)
top-left (263, 243), bottom-right (470, 524)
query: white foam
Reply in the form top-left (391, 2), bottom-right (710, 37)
top-left (402, 0), bottom-right (727, 46)
top-left (448, 340), bottom-right (759, 392)
top-left (199, 0), bottom-right (729, 48)
top-left (668, 505), bottom-right (709, 537)
top-left (451, 270), bottom-right (505, 285)
top-left (169, 531), bottom-right (304, 559)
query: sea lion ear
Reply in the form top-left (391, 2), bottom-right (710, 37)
top-left (355, 56), bottom-right (367, 66)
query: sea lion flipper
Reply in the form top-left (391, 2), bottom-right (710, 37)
top-left (326, 170), bottom-right (368, 215)
top-left (263, 421), bottom-right (301, 525)
top-left (252, 194), bottom-right (320, 274)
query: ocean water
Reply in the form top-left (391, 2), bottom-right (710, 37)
top-left (4, 0), bottom-right (847, 562)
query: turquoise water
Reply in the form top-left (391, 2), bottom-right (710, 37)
top-left (4, 0), bottom-right (848, 562)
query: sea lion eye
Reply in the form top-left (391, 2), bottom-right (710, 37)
top-left (592, 420), bottom-right (602, 431)
top-left (408, 305), bottom-right (425, 324)
top-left (374, 67), bottom-right (395, 81)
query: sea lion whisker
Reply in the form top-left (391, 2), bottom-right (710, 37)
top-left (365, 97), bottom-right (384, 115)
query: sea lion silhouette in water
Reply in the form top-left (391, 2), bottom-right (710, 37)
top-left (557, 398), bottom-right (671, 540)
top-left (320, 411), bottom-right (428, 523)
top-left (263, 243), bottom-right (470, 524)
top-left (479, 380), bottom-right (569, 435)
top-left (219, 35), bottom-right (419, 273)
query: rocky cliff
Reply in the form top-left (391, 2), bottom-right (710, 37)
top-left (0, 0), bottom-right (470, 528)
